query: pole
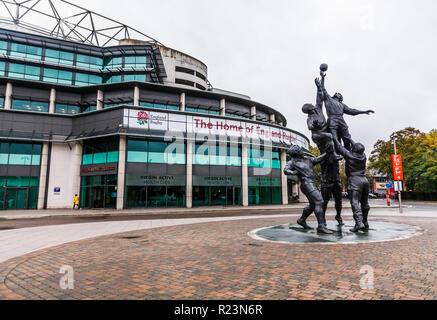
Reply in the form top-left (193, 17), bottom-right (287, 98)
top-left (393, 138), bottom-right (403, 213)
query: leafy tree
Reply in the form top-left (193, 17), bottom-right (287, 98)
top-left (414, 130), bottom-right (437, 192)
top-left (369, 127), bottom-right (433, 191)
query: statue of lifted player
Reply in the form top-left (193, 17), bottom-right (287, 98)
top-left (318, 64), bottom-right (374, 151)
top-left (302, 67), bottom-right (344, 225)
top-left (333, 138), bottom-right (371, 232)
top-left (284, 145), bottom-right (333, 234)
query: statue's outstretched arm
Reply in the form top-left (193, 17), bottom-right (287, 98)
top-left (343, 104), bottom-right (375, 116)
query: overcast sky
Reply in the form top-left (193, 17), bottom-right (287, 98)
top-left (14, 0), bottom-right (437, 153)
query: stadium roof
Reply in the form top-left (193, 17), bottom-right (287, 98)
top-left (0, 0), bottom-right (164, 47)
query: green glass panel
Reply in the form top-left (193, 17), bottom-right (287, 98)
top-left (149, 141), bottom-right (167, 153)
top-left (128, 139), bottom-right (147, 152)
top-left (29, 177), bottom-right (39, 187)
top-left (10, 143), bottom-right (32, 154)
top-left (0, 187), bottom-right (4, 209)
top-left (31, 155), bottom-right (41, 165)
top-left (227, 156), bottom-right (241, 167)
top-left (0, 61), bottom-right (5, 76)
top-left (9, 154), bottom-right (32, 165)
top-left (0, 40), bottom-right (7, 54)
top-left (28, 187), bottom-right (38, 209)
top-left (7, 176), bottom-right (29, 187)
top-left (272, 160), bottom-right (281, 169)
top-left (82, 154), bottom-right (93, 165)
top-left (33, 144), bottom-right (42, 155)
top-left (0, 177), bottom-right (6, 186)
top-left (127, 151), bottom-right (147, 163)
top-left (107, 151), bottom-right (119, 163)
top-left (148, 152), bottom-right (165, 163)
top-left (167, 153), bottom-right (186, 165)
top-left (93, 152), bottom-right (107, 164)
top-left (6, 189), bottom-right (16, 209)
top-left (0, 154), bottom-right (8, 164)
top-left (16, 189), bottom-right (26, 209)
top-left (272, 187), bottom-right (282, 204)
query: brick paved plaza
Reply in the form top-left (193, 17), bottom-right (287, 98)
top-left (0, 211), bottom-right (436, 300)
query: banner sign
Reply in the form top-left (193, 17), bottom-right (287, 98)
top-left (123, 109), bottom-right (309, 149)
top-left (126, 175), bottom-right (185, 186)
top-left (391, 154), bottom-right (404, 181)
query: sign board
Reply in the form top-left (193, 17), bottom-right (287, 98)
top-left (54, 187), bottom-right (61, 195)
top-left (394, 181), bottom-right (403, 192)
top-left (123, 109), bottom-right (309, 149)
top-left (385, 182), bottom-right (393, 189)
top-left (391, 154), bottom-right (404, 181)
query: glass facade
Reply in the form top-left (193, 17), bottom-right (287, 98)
top-left (186, 107), bottom-right (220, 115)
top-left (139, 102), bottom-right (180, 111)
top-left (192, 141), bottom-right (242, 206)
top-left (1, 39), bottom-right (151, 87)
top-left (12, 99), bottom-right (48, 113)
top-left (80, 175), bottom-right (117, 209)
top-left (125, 137), bottom-right (186, 208)
top-left (0, 141), bottom-right (41, 210)
top-left (248, 145), bottom-right (282, 205)
top-left (82, 137), bottom-right (119, 165)
top-left (80, 137), bottom-right (119, 209)
top-left (55, 104), bottom-right (81, 115)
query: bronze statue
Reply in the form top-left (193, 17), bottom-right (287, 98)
top-left (317, 65), bottom-right (374, 151)
top-left (334, 139), bottom-right (370, 232)
top-left (284, 145), bottom-right (333, 234)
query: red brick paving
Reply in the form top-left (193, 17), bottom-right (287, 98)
top-left (0, 216), bottom-right (436, 300)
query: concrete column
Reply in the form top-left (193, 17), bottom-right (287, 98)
top-left (97, 90), bottom-right (104, 110)
top-left (250, 106), bottom-right (256, 121)
top-left (71, 141), bottom-right (83, 202)
top-left (4, 82), bottom-right (13, 110)
top-left (37, 142), bottom-right (50, 210)
top-left (180, 92), bottom-right (186, 111)
top-left (270, 113), bottom-right (276, 124)
top-left (134, 86), bottom-right (140, 107)
top-left (241, 143), bottom-right (249, 206)
top-left (220, 98), bottom-right (226, 116)
top-left (49, 88), bottom-right (56, 113)
top-left (117, 136), bottom-right (127, 210)
top-left (186, 139), bottom-right (193, 208)
top-left (280, 149), bottom-right (288, 205)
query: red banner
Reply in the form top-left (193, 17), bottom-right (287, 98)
top-left (392, 154), bottom-right (404, 181)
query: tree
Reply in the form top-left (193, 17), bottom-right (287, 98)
top-left (369, 127), bottom-right (437, 192)
top-left (414, 130), bottom-right (437, 192)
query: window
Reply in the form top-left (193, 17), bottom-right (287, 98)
top-left (124, 56), bottom-right (147, 68)
top-left (76, 54), bottom-right (103, 70)
top-left (82, 105), bottom-right (97, 113)
top-left (104, 101), bottom-right (133, 109)
top-left (103, 74), bottom-right (122, 84)
top-left (0, 61), bottom-right (5, 76)
top-left (8, 63), bottom-right (40, 81)
top-left (175, 66), bottom-right (195, 75)
top-left (225, 112), bottom-right (250, 119)
top-left (0, 141), bottom-right (41, 166)
top-left (175, 78), bottom-right (195, 87)
top-left (82, 137), bottom-right (119, 165)
top-left (43, 68), bottom-right (73, 85)
top-left (75, 72), bottom-right (102, 86)
top-left (127, 138), bottom-right (186, 165)
top-left (193, 142), bottom-right (241, 167)
top-left (249, 146), bottom-right (280, 169)
top-left (104, 56), bottom-right (123, 69)
top-left (12, 100), bottom-right (48, 113)
top-left (55, 104), bottom-right (80, 115)
top-left (186, 107), bottom-right (219, 115)
top-left (0, 98), bottom-right (4, 109)
top-left (124, 74), bottom-right (146, 82)
top-left (139, 102), bottom-right (179, 111)
top-left (0, 40), bottom-right (7, 54)
top-left (10, 42), bottom-right (42, 61)
top-left (44, 49), bottom-right (74, 66)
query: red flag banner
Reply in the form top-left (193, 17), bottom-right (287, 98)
top-left (391, 154), bottom-right (404, 181)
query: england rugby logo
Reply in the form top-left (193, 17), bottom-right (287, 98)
top-left (137, 111), bottom-right (149, 125)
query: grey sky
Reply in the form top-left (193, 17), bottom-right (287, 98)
top-left (18, 0), bottom-right (437, 152)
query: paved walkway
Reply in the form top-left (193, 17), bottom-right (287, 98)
top-left (0, 202), bottom-right (390, 220)
top-left (0, 213), bottom-right (436, 300)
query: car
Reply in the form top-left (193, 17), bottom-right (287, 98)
top-left (369, 193), bottom-right (378, 198)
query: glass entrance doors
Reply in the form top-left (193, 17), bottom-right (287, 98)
top-left (4, 188), bottom-right (28, 210)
